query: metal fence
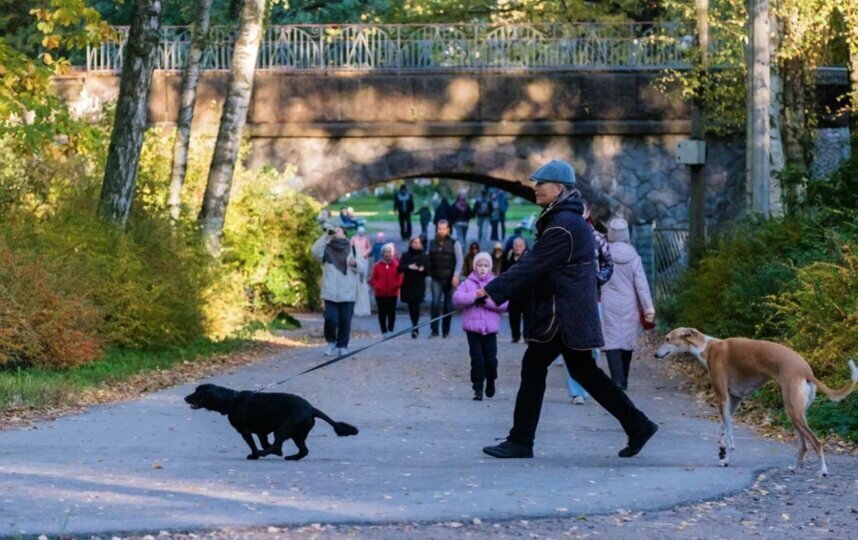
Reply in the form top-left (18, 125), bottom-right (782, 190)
top-left (85, 22), bottom-right (718, 72)
top-left (652, 227), bottom-right (689, 304)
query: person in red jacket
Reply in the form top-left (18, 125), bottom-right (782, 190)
top-left (369, 243), bottom-right (403, 336)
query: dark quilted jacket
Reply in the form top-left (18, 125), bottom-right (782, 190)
top-left (484, 194), bottom-right (603, 349)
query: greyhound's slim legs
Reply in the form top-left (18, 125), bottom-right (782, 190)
top-left (727, 395), bottom-right (742, 450)
top-left (719, 399), bottom-right (734, 467)
top-left (784, 382), bottom-right (827, 477)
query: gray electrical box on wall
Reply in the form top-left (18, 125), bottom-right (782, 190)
top-left (676, 140), bottom-right (707, 165)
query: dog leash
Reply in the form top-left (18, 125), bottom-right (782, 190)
top-left (257, 305), bottom-right (473, 391)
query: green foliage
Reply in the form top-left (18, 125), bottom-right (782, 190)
top-left (667, 157), bottom-right (858, 441)
top-left (223, 165), bottom-right (323, 315)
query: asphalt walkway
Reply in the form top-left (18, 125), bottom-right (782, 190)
top-left (0, 313), bottom-right (795, 537)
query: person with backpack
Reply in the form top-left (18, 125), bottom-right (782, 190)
top-left (473, 190), bottom-right (493, 242)
top-left (393, 184), bottom-right (415, 240)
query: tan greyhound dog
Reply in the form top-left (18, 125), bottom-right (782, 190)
top-left (655, 327), bottom-right (857, 477)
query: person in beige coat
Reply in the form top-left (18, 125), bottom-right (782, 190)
top-left (600, 218), bottom-right (655, 390)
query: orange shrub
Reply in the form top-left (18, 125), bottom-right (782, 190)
top-left (0, 243), bottom-right (104, 368)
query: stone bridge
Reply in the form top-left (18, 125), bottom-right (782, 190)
top-left (55, 66), bottom-right (847, 228)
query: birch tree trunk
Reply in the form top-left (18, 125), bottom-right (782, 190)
top-left (748, 0), bottom-right (772, 217)
top-left (197, 0), bottom-right (266, 249)
top-left (98, 0), bottom-right (164, 226)
top-left (168, 0), bottom-right (213, 221)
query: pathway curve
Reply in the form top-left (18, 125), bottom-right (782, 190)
top-left (0, 314), bottom-right (805, 537)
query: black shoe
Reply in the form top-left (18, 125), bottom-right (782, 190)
top-left (442, 333), bottom-right (450, 339)
top-left (429, 332), bottom-right (439, 338)
top-left (485, 379), bottom-right (496, 398)
top-left (483, 440), bottom-right (533, 459)
top-left (411, 330), bottom-right (418, 339)
top-left (619, 420), bottom-right (658, 458)
top-left (473, 390), bottom-right (483, 401)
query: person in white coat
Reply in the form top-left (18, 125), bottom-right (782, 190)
top-left (312, 227), bottom-right (368, 356)
top-left (600, 218), bottom-right (655, 390)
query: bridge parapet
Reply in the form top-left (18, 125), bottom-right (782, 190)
top-left (86, 22), bottom-right (729, 72)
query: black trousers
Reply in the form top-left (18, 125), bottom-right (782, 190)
top-left (376, 296), bottom-right (397, 333)
top-left (605, 349), bottom-right (633, 389)
top-left (398, 212), bottom-right (412, 240)
top-left (508, 334), bottom-right (650, 448)
top-left (406, 300), bottom-right (421, 327)
top-left (466, 331), bottom-right (498, 391)
top-left (508, 299), bottom-right (533, 342)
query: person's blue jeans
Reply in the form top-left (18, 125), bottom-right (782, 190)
top-left (477, 216), bottom-right (489, 241)
top-left (430, 278), bottom-right (454, 336)
top-left (455, 222), bottom-right (469, 243)
top-left (324, 300), bottom-right (354, 348)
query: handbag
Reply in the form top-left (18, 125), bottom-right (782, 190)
top-left (640, 309), bottom-right (656, 330)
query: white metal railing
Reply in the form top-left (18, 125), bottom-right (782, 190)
top-left (85, 22), bottom-right (724, 72)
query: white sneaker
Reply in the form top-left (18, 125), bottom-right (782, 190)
top-left (338, 347), bottom-right (348, 356)
top-left (571, 396), bottom-right (585, 405)
top-left (324, 343), bottom-right (336, 356)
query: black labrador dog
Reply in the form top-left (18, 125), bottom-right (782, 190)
top-left (184, 383), bottom-right (358, 461)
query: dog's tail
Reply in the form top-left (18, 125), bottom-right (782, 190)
top-left (313, 408), bottom-right (359, 437)
top-left (811, 359), bottom-right (858, 402)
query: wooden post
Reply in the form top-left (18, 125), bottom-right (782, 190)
top-left (689, 0), bottom-right (709, 264)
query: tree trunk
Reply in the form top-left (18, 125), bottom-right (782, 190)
top-left (197, 0), bottom-right (266, 249)
top-left (98, 0), bottom-right (164, 226)
top-left (168, 0), bottom-right (213, 221)
top-left (688, 0), bottom-right (708, 264)
top-left (748, 0), bottom-right (771, 217)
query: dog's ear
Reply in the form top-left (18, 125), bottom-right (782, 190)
top-left (680, 328), bottom-right (696, 338)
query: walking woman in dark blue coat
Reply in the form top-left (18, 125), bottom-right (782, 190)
top-left (476, 160), bottom-right (658, 459)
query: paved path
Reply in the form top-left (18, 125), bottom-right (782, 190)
top-left (1, 314), bottom-right (798, 537)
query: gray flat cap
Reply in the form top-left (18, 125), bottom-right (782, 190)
top-left (529, 160), bottom-right (576, 186)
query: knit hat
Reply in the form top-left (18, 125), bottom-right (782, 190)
top-left (529, 160), bottom-right (576, 186)
top-left (473, 252), bottom-right (493, 271)
top-left (607, 218), bottom-right (630, 243)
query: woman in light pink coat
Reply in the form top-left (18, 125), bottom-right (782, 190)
top-left (453, 252), bottom-right (508, 401)
top-left (600, 219), bottom-right (655, 390)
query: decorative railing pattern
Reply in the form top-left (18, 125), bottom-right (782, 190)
top-left (86, 22), bottom-right (715, 72)
top-left (653, 227), bottom-right (689, 304)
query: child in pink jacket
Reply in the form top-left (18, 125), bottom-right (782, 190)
top-left (453, 252), bottom-right (508, 401)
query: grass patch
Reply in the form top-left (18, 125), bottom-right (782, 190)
top-left (328, 194), bottom-right (541, 224)
top-left (0, 338), bottom-right (248, 411)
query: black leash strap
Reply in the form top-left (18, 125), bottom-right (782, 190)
top-left (257, 306), bottom-right (467, 391)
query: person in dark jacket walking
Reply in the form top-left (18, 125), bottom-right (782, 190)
top-left (427, 220), bottom-right (463, 338)
top-left (417, 200), bottom-right (432, 236)
top-left (476, 160), bottom-right (658, 460)
top-left (398, 235), bottom-right (428, 338)
top-left (394, 184), bottom-right (415, 240)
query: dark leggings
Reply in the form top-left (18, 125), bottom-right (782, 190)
top-left (466, 331), bottom-right (498, 391)
top-left (406, 300), bottom-right (421, 327)
top-left (605, 349), bottom-right (633, 389)
top-left (376, 296), bottom-right (397, 333)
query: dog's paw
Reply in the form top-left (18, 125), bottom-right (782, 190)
top-left (246, 453), bottom-right (260, 460)
top-left (818, 468), bottom-right (828, 478)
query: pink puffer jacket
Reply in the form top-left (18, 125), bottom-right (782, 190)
top-left (453, 272), bottom-right (508, 335)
